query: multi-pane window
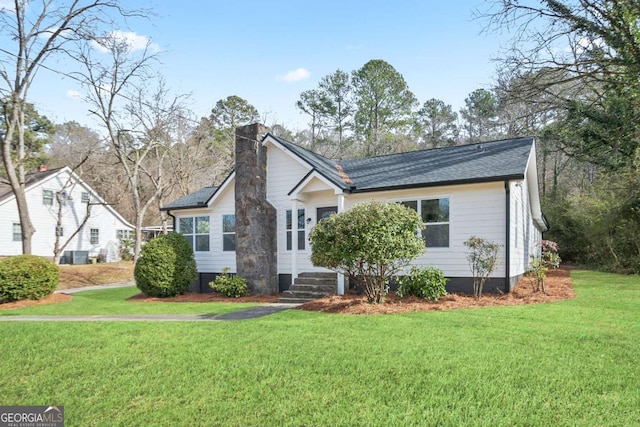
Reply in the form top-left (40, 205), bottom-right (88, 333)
top-left (286, 209), bottom-right (305, 250)
top-left (42, 190), bottom-right (54, 205)
top-left (12, 223), bottom-right (21, 242)
top-left (222, 214), bottom-right (235, 252)
top-left (116, 229), bottom-right (134, 240)
top-left (81, 192), bottom-right (90, 203)
top-left (402, 198), bottom-right (450, 248)
top-left (56, 226), bottom-right (64, 237)
top-left (179, 216), bottom-right (210, 252)
top-left (90, 228), bottom-right (99, 245)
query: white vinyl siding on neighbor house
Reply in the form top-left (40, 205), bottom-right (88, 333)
top-left (0, 168), bottom-right (133, 258)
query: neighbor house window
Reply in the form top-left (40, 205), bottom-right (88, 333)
top-left (116, 229), bottom-right (134, 240)
top-left (402, 198), bottom-right (450, 248)
top-left (12, 223), bottom-right (21, 242)
top-left (222, 214), bottom-right (235, 251)
top-left (286, 209), bottom-right (305, 250)
top-left (42, 189), bottom-right (54, 205)
top-left (179, 216), bottom-right (210, 252)
top-left (90, 228), bottom-right (99, 245)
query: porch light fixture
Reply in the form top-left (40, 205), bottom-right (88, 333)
top-left (306, 218), bottom-right (312, 224)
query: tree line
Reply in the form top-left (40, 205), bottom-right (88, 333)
top-left (2, 0), bottom-right (640, 273)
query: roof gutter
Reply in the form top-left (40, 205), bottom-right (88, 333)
top-left (504, 180), bottom-right (511, 294)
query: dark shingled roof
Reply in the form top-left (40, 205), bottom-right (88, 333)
top-left (164, 135), bottom-right (535, 210)
top-left (163, 186), bottom-right (218, 210)
top-left (270, 134), bottom-right (534, 193)
top-left (0, 167), bottom-right (65, 203)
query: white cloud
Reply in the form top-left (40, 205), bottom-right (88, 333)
top-left (277, 68), bottom-right (310, 82)
top-left (92, 30), bottom-right (160, 54)
top-left (0, 0), bottom-right (15, 12)
top-left (66, 90), bottom-right (82, 100)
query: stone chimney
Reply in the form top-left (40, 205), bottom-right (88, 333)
top-left (234, 123), bottom-right (278, 294)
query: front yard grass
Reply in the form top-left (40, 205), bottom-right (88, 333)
top-left (0, 270), bottom-right (638, 426)
top-left (0, 286), bottom-right (259, 316)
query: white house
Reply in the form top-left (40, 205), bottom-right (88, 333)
top-left (0, 166), bottom-right (134, 262)
top-left (163, 124), bottom-right (547, 297)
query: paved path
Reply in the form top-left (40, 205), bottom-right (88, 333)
top-left (0, 283), bottom-right (301, 322)
top-left (54, 282), bottom-right (135, 294)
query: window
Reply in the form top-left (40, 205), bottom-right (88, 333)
top-left (90, 228), bottom-right (99, 245)
top-left (56, 226), bottom-right (64, 237)
top-left (42, 190), bottom-right (54, 205)
top-left (222, 214), bottom-right (235, 251)
top-left (12, 223), bottom-right (21, 242)
top-left (81, 192), bottom-right (90, 203)
top-left (402, 198), bottom-right (450, 248)
top-left (179, 216), bottom-right (210, 252)
top-left (116, 229), bottom-right (134, 240)
top-left (286, 209), bottom-right (305, 250)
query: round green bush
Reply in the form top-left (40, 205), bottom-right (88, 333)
top-left (0, 255), bottom-right (59, 303)
top-left (134, 232), bottom-right (197, 297)
top-left (397, 266), bottom-right (448, 301)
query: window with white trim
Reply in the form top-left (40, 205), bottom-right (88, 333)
top-left (286, 209), bottom-right (305, 250)
top-left (402, 198), bottom-right (450, 248)
top-left (42, 189), bottom-right (54, 205)
top-left (116, 229), bottom-right (134, 240)
top-left (90, 228), bottom-right (99, 245)
top-left (81, 192), bottom-right (90, 203)
top-left (179, 216), bottom-right (210, 252)
top-left (222, 214), bottom-right (235, 252)
top-left (12, 223), bottom-right (21, 242)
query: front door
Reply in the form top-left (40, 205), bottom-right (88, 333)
top-left (317, 206), bottom-right (338, 222)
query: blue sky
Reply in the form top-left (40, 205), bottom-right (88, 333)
top-left (22, 0), bottom-right (511, 132)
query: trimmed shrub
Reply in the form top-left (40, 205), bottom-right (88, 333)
top-left (209, 268), bottom-right (250, 298)
top-left (134, 232), bottom-right (197, 297)
top-left (310, 201), bottom-right (425, 304)
top-left (0, 255), bottom-right (59, 303)
top-left (397, 266), bottom-right (448, 301)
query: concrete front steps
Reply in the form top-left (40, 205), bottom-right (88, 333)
top-left (278, 272), bottom-right (337, 304)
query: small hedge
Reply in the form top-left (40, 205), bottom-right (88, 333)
top-left (397, 266), bottom-right (448, 301)
top-left (134, 233), bottom-right (197, 297)
top-left (0, 255), bottom-right (59, 303)
top-left (209, 268), bottom-right (250, 298)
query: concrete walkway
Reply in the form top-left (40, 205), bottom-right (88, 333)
top-left (0, 304), bottom-right (298, 322)
top-left (54, 282), bottom-right (135, 294)
top-left (6, 281), bottom-right (301, 321)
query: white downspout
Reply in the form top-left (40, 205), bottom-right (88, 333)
top-left (291, 198), bottom-right (298, 285)
top-left (337, 193), bottom-right (345, 295)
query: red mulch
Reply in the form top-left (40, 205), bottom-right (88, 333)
top-left (1, 268), bottom-right (574, 314)
top-left (0, 293), bottom-right (73, 310)
top-left (295, 267), bottom-right (575, 314)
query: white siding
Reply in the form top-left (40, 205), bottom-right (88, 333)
top-left (339, 182), bottom-right (507, 278)
top-left (0, 169), bottom-right (133, 258)
top-left (173, 183), bottom-right (237, 273)
top-left (510, 176), bottom-right (543, 277)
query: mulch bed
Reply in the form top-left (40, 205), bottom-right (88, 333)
top-left (0, 293), bottom-right (73, 310)
top-left (1, 268), bottom-right (574, 314)
top-left (295, 267), bottom-right (575, 314)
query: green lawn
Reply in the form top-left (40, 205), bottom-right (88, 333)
top-left (1, 270), bottom-right (638, 426)
top-left (0, 286), bottom-right (259, 316)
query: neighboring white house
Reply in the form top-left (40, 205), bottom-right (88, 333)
top-left (0, 166), bottom-right (134, 262)
top-left (163, 124), bottom-right (548, 295)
